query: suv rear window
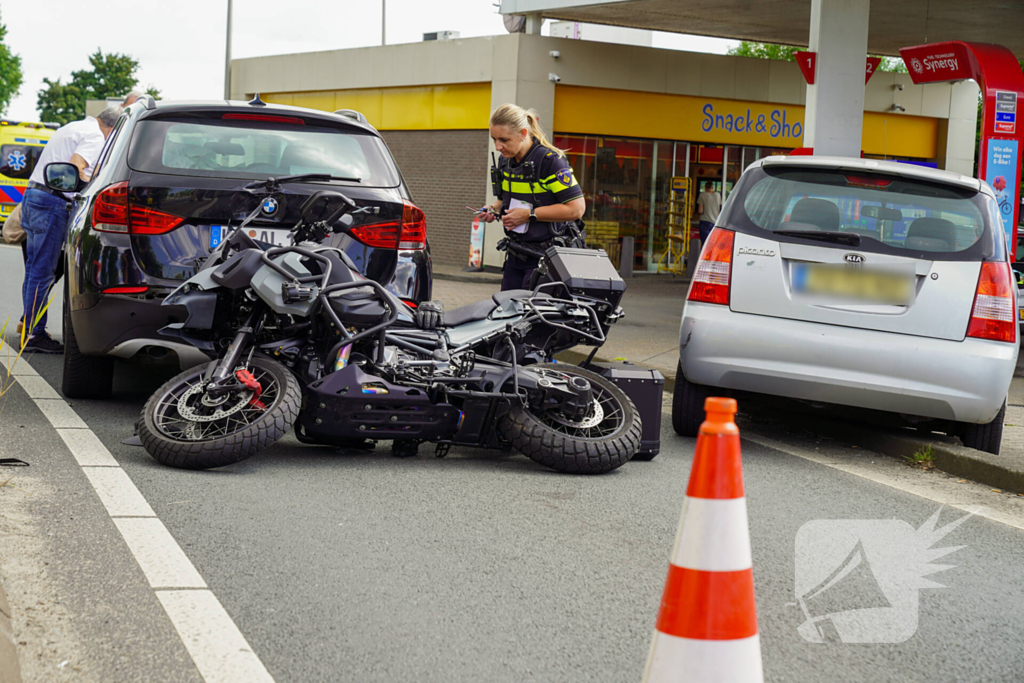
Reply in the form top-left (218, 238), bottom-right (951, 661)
top-left (127, 118), bottom-right (401, 187)
top-left (0, 144), bottom-right (43, 180)
top-left (729, 166), bottom-right (1001, 259)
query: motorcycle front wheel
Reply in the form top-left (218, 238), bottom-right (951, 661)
top-left (139, 356), bottom-right (301, 470)
top-left (500, 364), bottom-right (642, 474)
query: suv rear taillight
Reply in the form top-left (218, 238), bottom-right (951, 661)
top-left (349, 201), bottom-right (426, 250)
top-left (399, 202), bottom-right (426, 250)
top-left (687, 228), bottom-right (734, 305)
top-left (93, 182), bottom-right (129, 232)
top-left (966, 262), bottom-right (1017, 343)
top-left (93, 182), bottom-right (183, 235)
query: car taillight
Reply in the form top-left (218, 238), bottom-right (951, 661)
top-left (687, 228), bottom-right (734, 305)
top-left (349, 219), bottom-right (400, 248)
top-left (92, 182), bottom-right (183, 235)
top-left (966, 262), bottom-right (1017, 343)
top-left (349, 202), bottom-right (426, 250)
top-left (399, 202), bottom-right (426, 250)
top-left (93, 182), bottom-right (129, 232)
top-left (130, 204), bottom-right (183, 235)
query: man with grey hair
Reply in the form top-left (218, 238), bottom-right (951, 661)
top-left (122, 90), bottom-right (145, 107)
top-left (19, 107), bottom-right (119, 353)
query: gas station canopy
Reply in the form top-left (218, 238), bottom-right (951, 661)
top-left (498, 0), bottom-right (1024, 57)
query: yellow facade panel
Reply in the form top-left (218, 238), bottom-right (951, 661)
top-left (263, 83), bottom-right (490, 131)
top-left (862, 112), bottom-right (938, 158)
top-left (432, 83), bottom-right (491, 129)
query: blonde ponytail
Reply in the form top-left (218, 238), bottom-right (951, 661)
top-left (490, 103), bottom-right (566, 157)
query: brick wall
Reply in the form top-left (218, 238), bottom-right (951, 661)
top-left (381, 130), bottom-right (488, 266)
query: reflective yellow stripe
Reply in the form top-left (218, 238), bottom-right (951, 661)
top-left (501, 180), bottom-right (546, 194)
top-left (541, 176), bottom-right (580, 192)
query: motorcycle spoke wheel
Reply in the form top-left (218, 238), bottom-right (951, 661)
top-left (152, 367), bottom-right (281, 443)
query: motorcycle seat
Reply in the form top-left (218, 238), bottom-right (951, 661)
top-left (443, 289), bottom-right (532, 327)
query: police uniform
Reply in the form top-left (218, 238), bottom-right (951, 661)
top-left (496, 139), bottom-right (584, 290)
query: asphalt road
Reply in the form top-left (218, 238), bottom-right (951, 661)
top-left (1, 244), bottom-right (1023, 682)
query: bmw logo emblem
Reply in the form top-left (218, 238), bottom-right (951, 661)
top-left (262, 197), bottom-right (279, 216)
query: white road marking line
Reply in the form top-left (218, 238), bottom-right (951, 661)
top-left (82, 467), bottom-right (157, 517)
top-left (743, 433), bottom-right (1024, 531)
top-left (112, 518), bottom-right (207, 589)
top-left (4, 359), bottom-right (275, 680)
top-left (157, 590), bottom-right (275, 683)
top-left (56, 428), bottom-right (119, 467)
top-left (12, 374), bottom-right (61, 399)
top-left (31, 398), bottom-right (88, 429)
top-left (0, 353), bottom-right (39, 376)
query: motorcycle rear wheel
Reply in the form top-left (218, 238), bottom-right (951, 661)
top-left (139, 356), bottom-right (301, 470)
top-left (500, 364), bottom-right (642, 474)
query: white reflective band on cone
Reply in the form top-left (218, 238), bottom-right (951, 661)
top-left (671, 497), bottom-right (753, 572)
top-left (644, 632), bottom-right (763, 683)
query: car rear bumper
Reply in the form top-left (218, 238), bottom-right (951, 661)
top-left (70, 294), bottom-right (208, 369)
top-left (679, 302), bottom-right (1018, 424)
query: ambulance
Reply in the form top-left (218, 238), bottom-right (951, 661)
top-left (0, 119), bottom-right (59, 223)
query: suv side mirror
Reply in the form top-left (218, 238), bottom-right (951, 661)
top-left (44, 162), bottom-right (81, 193)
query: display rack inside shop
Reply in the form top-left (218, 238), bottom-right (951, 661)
top-left (658, 176), bottom-right (691, 275)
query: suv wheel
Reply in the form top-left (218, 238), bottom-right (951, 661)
top-left (62, 282), bottom-right (114, 399)
top-left (672, 360), bottom-right (711, 438)
top-left (956, 401), bottom-right (1005, 455)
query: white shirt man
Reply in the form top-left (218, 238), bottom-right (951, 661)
top-left (21, 108), bottom-right (118, 353)
top-left (28, 115), bottom-right (107, 186)
top-left (696, 182), bottom-right (722, 244)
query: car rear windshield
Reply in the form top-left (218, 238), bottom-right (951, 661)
top-left (127, 118), bottom-right (401, 187)
top-left (0, 144), bottom-right (44, 180)
top-left (723, 165), bottom-right (1004, 261)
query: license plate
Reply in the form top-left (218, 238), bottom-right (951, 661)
top-left (209, 225), bottom-right (292, 249)
top-left (792, 263), bottom-right (913, 305)
top-left (1019, 308), bottom-right (1024, 321)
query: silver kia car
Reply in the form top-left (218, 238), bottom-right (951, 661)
top-left (674, 156), bottom-right (1017, 454)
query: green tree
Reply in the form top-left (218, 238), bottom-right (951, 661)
top-left (728, 41), bottom-right (908, 73)
top-left (36, 49), bottom-right (160, 125)
top-left (0, 10), bottom-right (23, 115)
top-left (37, 78), bottom-right (85, 125)
top-left (727, 41), bottom-right (801, 61)
top-left (70, 50), bottom-right (140, 101)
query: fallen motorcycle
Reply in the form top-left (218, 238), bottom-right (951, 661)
top-left (139, 180), bottom-right (640, 473)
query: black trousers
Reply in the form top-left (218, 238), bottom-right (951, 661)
top-left (501, 252), bottom-right (538, 291)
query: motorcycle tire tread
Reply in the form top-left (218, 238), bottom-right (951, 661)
top-left (139, 357), bottom-right (301, 469)
top-left (499, 364), bottom-right (642, 474)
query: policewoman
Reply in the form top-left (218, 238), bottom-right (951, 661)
top-left (478, 104), bottom-right (586, 290)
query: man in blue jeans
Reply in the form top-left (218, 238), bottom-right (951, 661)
top-left (20, 108), bottom-right (117, 353)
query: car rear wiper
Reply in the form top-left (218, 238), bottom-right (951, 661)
top-left (244, 173), bottom-right (362, 189)
top-left (773, 230), bottom-right (861, 247)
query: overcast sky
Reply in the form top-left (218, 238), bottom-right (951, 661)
top-left (1, 0), bottom-right (735, 122)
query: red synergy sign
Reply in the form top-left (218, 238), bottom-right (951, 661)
top-left (900, 42), bottom-right (1024, 259)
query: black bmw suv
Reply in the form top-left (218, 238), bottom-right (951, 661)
top-left (62, 97), bottom-right (432, 398)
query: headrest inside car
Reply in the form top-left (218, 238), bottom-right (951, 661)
top-left (787, 198), bottom-right (840, 232)
top-left (906, 217), bottom-right (957, 251)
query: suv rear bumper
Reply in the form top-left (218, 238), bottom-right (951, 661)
top-left (679, 302), bottom-right (1017, 424)
top-left (70, 294), bottom-right (208, 369)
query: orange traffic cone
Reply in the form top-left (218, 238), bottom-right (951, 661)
top-left (643, 397), bottom-right (763, 683)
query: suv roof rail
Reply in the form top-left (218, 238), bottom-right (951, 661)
top-left (143, 94), bottom-right (157, 109)
top-left (334, 109), bottom-right (367, 124)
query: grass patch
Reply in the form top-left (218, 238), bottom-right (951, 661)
top-left (903, 444), bottom-right (935, 470)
